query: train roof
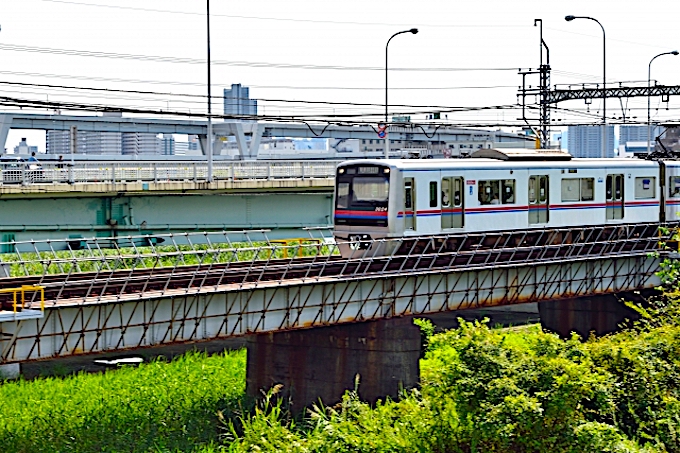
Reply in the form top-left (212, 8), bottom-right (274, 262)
top-left (337, 157), bottom-right (661, 171)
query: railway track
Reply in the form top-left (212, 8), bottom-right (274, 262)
top-left (0, 223), bottom-right (664, 308)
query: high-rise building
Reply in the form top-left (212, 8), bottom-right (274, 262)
top-left (567, 125), bottom-right (615, 158)
top-left (223, 84), bottom-right (257, 118)
top-left (160, 135), bottom-right (175, 155)
top-left (620, 125), bottom-right (661, 150)
top-left (122, 133), bottom-right (160, 155)
top-left (46, 130), bottom-right (84, 154)
top-left (83, 132), bottom-right (122, 155)
top-left (46, 130), bottom-right (122, 155)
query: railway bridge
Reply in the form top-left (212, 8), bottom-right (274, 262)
top-left (0, 223), bottom-right (668, 409)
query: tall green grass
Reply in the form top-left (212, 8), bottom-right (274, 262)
top-left (0, 241), bottom-right (338, 277)
top-left (0, 350), bottom-right (246, 453)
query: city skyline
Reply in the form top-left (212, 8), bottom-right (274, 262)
top-left (2, 1), bottom-right (680, 151)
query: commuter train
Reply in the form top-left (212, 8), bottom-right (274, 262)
top-left (333, 155), bottom-right (680, 257)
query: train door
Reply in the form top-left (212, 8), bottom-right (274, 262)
top-left (528, 175), bottom-right (549, 224)
top-left (606, 174), bottom-right (624, 219)
top-left (404, 177), bottom-right (415, 230)
top-left (441, 177), bottom-right (464, 229)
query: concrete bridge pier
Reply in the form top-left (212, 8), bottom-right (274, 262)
top-left (246, 317), bottom-right (421, 413)
top-left (539, 293), bottom-right (645, 338)
top-left (0, 363), bottom-right (20, 379)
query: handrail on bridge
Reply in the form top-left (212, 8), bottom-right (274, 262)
top-left (0, 285), bottom-right (44, 313)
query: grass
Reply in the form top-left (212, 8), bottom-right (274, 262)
top-left (0, 241), bottom-right (339, 277)
top-left (0, 350), bottom-right (246, 453)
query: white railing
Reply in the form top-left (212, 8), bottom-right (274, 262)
top-left (0, 160), bottom-right (340, 186)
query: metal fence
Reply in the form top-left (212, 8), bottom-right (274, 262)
top-left (0, 160), bottom-right (340, 185)
top-left (0, 222), bottom-right (668, 307)
top-left (0, 223), bottom-right (667, 362)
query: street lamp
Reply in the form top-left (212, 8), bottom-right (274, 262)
top-left (206, 0), bottom-right (213, 182)
top-left (385, 28), bottom-right (418, 160)
top-left (565, 15), bottom-right (607, 158)
top-left (648, 50), bottom-right (679, 154)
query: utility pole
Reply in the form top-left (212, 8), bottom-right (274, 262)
top-left (535, 19), bottom-right (551, 149)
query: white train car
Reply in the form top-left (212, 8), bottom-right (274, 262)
top-left (334, 156), bottom-right (668, 257)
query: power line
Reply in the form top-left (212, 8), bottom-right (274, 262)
top-left (36, 0), bottom-right (528, 29)
top-left (0, 80), bottom-right (528, 113)
top-left (0, 43), bottom-right (522, 72)
top-left (0, 70), bottom-right (516, 93)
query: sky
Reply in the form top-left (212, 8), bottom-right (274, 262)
top-left (2, 0), bottom-right (680, 151)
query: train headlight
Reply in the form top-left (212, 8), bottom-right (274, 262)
top-left (384, 168), bottom-right (390, 174)
top-left (338, 168), bottom-right (345, 174)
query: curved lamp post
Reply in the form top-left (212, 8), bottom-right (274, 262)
top-left (565, 15), bottom-right (607, 157)
top-left (206, 0), bottom-right (213, 181)
top-left (385, 28), bottom-right (418, 159)
top-left (647, 50), bottom-right (679, 153)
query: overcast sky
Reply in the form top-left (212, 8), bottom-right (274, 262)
top-left (3, 0), bottom-right (680, 151)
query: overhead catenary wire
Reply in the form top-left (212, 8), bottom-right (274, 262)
top-left (0, 43), bottom-right (522, 72)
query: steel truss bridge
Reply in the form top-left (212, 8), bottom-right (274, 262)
top-left (547, 85), bottom-right (680, 104)
top-left (0, 222), bottom-right (667, 365)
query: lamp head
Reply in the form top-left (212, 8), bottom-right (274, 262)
top-left (673, 51), bottom-right (679, 55)
top-left (409, 28), bottom-right (419, 34)
top-left (565, 15), bottom-right (575, 21)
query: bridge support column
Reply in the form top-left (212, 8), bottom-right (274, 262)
top-left (539, 294), bottom-right (640, 338)
top-left (246, 317), bottom-right (420, 412)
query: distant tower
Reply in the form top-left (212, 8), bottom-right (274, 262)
top-left (223, 84), bottom-right (257, 118)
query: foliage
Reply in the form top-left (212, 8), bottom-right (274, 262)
top-left (6, 285), bottom-right (680, 452)
top-left (0, 350), bottom-right (246, 453)
top-left (0, 240), bottom-right (338, 277)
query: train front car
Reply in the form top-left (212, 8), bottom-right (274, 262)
top-left (334, 161), bottom-right (395, 257)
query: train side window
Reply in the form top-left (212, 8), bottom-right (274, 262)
top-left (614, 175), bottom-right (624, 200)
top-left (670, 176), bottom-right (680, 198)
top-left (529, 177), bottom-right (537, 203)
top-left (429, 181), bottom-right (438, 208)
top-left (453, 178), bottom-right (462, 206)
top-left (561, 178), bottom-right (594, 202)
top-left (441, 178), bottom-right (451, 207)
top-left (635, 177), bottom-right (656, 199)
top-left (502, 179), bottom-right (515, 203)
top-left (561, 178), bottom-right (580, 202)
top-left (580, 178), bottom-right (594, 201)
top-left (478, 180), bottom-right (501, 205)
top-left (336, 182), bottom-right (350, 209)
top-left (539, 176), bottom-right (548, 203)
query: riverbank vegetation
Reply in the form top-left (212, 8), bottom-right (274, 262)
top-left (2, 283), bottom-right (680, 451)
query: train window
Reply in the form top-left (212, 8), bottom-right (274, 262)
top-left (670, 176), bottom-right (680, 198)
top-left (429, 181), bottom-right (438, 208)
top-left (454, 178), bottom-right (462, 206)
top-left (561, 179), bottom-right (580, 202)
top-left (353, 177), bottom-right (389, 202)
top-left (441, 179), bottom-right (451, 207)
top-left (502, 180), bottom-right (515, 203)
top-left (561, 178), bottom-right (594, 202)
top-left (478, 180), bottom-right (515, 205)
top-left (478, 180), bottom-right (500, 205)
top-left (635, 177), bottom-right (656, 199)
top-left (336, 182), bottom-right (350, 209)
top-left (581, 178), bottom-right (594, 201)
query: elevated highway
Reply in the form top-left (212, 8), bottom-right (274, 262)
top-left (0, 112), bottom-right (534, 159)
top-left (0, 160), bottom-right (336, 244)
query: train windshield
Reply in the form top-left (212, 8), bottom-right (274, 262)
top-left (335, 165), bottom-right (390, 227)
